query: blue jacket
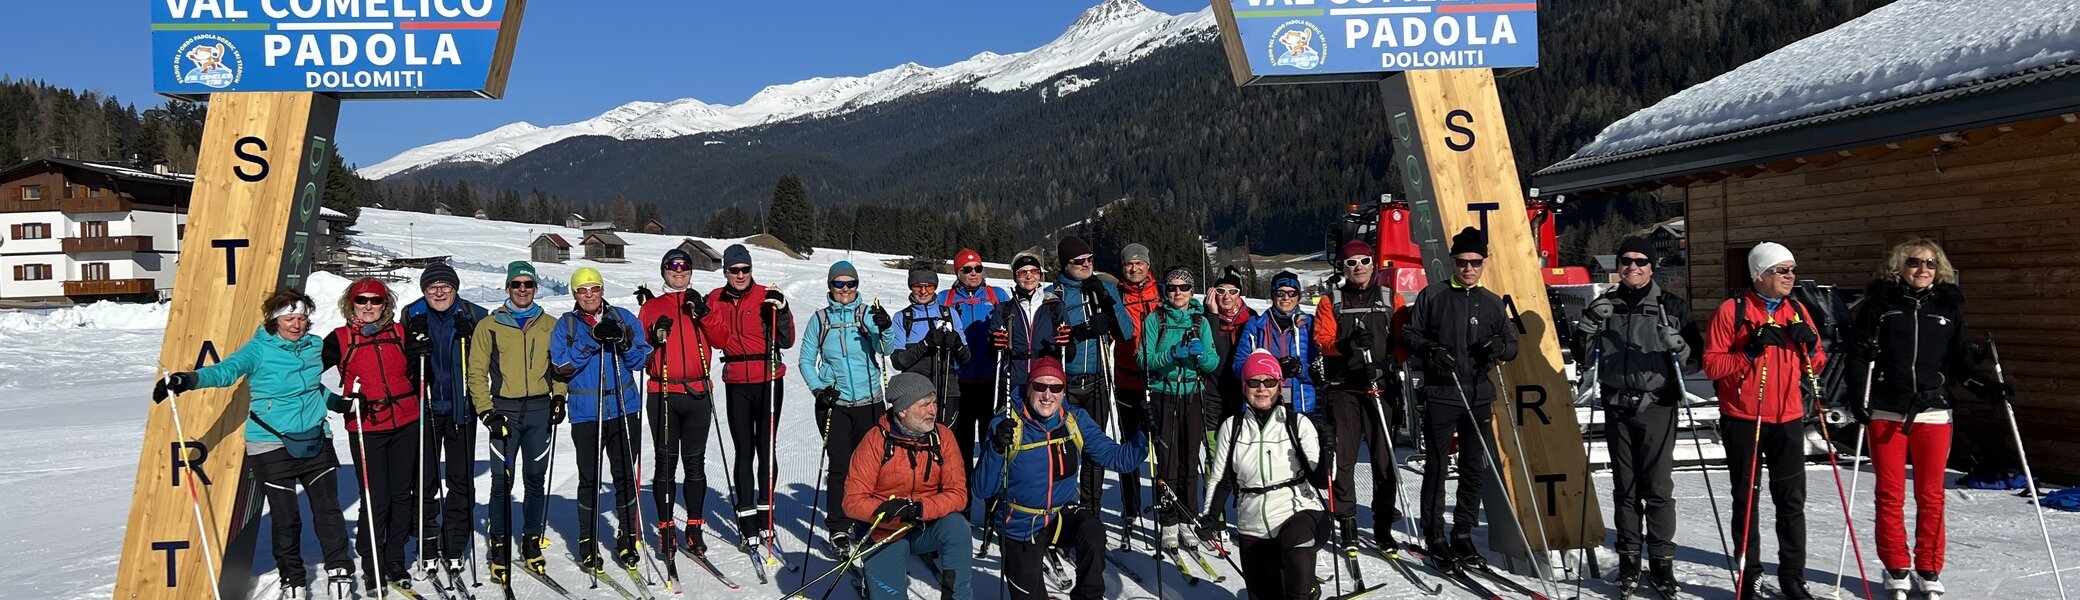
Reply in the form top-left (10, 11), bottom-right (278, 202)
top-left (940, 284), bottom-right (1007, 381)
top-left (402, 297), bottom-right (488, 420)
top-left (988, 287), bottom-right (1068, 391)
top-left (799, 296), bottom-right (895, 406)
top-left (1047, 276), bottom-right (1135, 376)
top-left (194, 326), bottom-right (331, 445)
top-left (973, 404), bottom-right (1147, 542)
top-left (1234, 308), bottom-right (1321, 413)
top-left (890, 301), bottom-right (952, 352)
top-left (551, 306), bottom-right (652, 423)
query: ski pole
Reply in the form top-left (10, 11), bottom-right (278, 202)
top-left (590, 345), bottom-right (609, 589)
top-left (781, 520), bottom-right (911, 600)
top-left (1830, 359), bottom-right (1875, 600)
top-left (416, 350), bottom-right (429, 580)
top-left (346, 378), bottom-right (386, 597)
top-left (1446, 367), bottom-right (1551, 591)
top-left (1674, 353), bottom-right (1735, 582)
top-left (612, 350), bottom-right (670, 587)
top-left (1732, 316), bottom-right (1773, 597)
top-left (460, 336), bottom-right (481, 589)
top-left (1492, 364), bottom-right (1560, 598)
top-left (158, 369), bottom-right (226, 600)
top-left (1990, 335), bottom-right (2067, 600)
top-left (1572, 348), bottom-right (1601, 600)
top-left (1793, 326), bottom-right (1872, 600)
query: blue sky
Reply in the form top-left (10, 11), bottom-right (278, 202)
top-left (7, 0), bottom-right (1207, 168)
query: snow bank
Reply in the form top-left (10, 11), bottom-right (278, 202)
top-left (0, 301), bottom-right (169, 332)
top-left (1569, 0), bottom-right (2080, 160)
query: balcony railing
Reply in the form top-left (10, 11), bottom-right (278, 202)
top-left (64, 278), bottom-right (154, 296)
top-left (57, 196), bottom-right (132, 214)
top-left (62, 235), bottom-right (153, 253)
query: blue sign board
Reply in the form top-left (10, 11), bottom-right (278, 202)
top-left (1213, 0), bottom-right (1537, 85)
top-left (152, 0), bottom-right (522, 100)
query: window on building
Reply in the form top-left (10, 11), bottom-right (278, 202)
top-left (177, 224), bottom-right (186, 240)
top-left (63, 182), bottom-right (74, 199)
top-left (82, 262), bottom-right (110, 281)
top-left (20, 185), bottom-right (41, 200)
top-left (88, 186), bottom-right (102, 198)
top-left (14, 264), bottom-right (53, 281)
top-left (10, 223), bottom-right (52, 240)
top-left (81, 221), bottom-right (108, 238)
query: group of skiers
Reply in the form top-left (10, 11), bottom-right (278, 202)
top-left (146, 226), bottom-right (2020, 600)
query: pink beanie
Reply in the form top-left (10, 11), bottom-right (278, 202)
top-left (1242, 348), bottom-right (1281, 380)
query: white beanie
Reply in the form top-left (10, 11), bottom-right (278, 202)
top-left (1747, 242), bottom-right (1795, 280)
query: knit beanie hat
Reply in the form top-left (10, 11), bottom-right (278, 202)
top-left (828, 261), bottom-right (859, 284)
top-left (661, 248), bottom-right (694, 276)
top-left (954, 248), bottom-right (983, 268)
top-left (420, 262), bottom-right (460, 291)
top-left (1012, 254), bottom-right (1043, 273)
top-left (1057, 236), bottom-right (1093, 265)
top-left (1449, 227), bottom-right (1488, 257)
top-left (506, 260), bottom-right (537, 283)
top-left (1617, 237), bottom-right (1656, 262)
top-left (571, 267), bottom-right (604, 291)
top-left (1272, 270), bottom-right (1302, 292)
top-left (886, 372), bottom-right (937, 415)
top-left (1027, 356), bottom-right (1067, 384)
top-left (1212, 266), bottom-right (1244, 290)
top-left (1748, 242), bottom-right (1795, 280)
top-left (1241, 348), bottom-right (1281, 381)
top-left (1339, 239), bottom-right (1373, 260)
top-left (1162, 267), bottom-right (1196, 287)
top-left (1122, 243), bottom-right (1151, 265)
top-left (724, 244), bottom-right (751, 268)
top-left (908, 268), bottom-right (938, 288)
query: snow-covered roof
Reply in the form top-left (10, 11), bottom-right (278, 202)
top-left (1546, 0), bottom-right (2080, 170)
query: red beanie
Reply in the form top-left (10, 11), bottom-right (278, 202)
top-left (1027, 356), bottom-right (1066, 383)
top-left (955, 248), bottom-right (983, 267)
top-left (1339, 239), bottom-right (1374, 260)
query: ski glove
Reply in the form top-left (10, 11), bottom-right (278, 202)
top-left (814, 387), bottom-right (840, 409)
top-left (454, 317), bottom-right (476, 342)
top-left (1171, 338), bottom-right (1206, 361)
top-left (1472, 336), bottom-right (1505, 361)
top-left (480, 410), bottom-right (511, 440)
top-left (1053, 324), bottom-right (1072, 346)
top-left (760, 291), bottom-right (788, 322)
top-left (1425, 344), bottom-right (1458, 371)
top-left (870, 305), bottom-right (893, 332)
top-left (1278, 356), bottom-right (1302, 379)
top-left (1195, 513), bottom-right (1223, 542)
top-left (930, 327), bottom-right (965, 351)
top-left (992, 328), bottom-right (1011, 351)
top-left (872, 498), bottom-right (923, 523)
top-left (1962, 376), bottom-right (2015, 405)
top-left (650, 316), bottom-right (673, 347)
top-left (405, 315), bottom-right (434, 358)
top-left (549, 395), bottom-right (568, 425)
top-left (1660, 324), bottom-right (1687, 355)
top-left (1786, 321), bottom-right (1819, 349)
top-left (328, 393), bottom-right (358, 415)
top-left (1847, 403), bottom-right (1873, 425)
top-left (1747, 324), bottom-right (1790, 355)
top-left (1347, 326), bottom-right (1376, 353)
top-left (153, 371), bottom-right (197, 401)
top-left (992, 418), bottom-right (1018, 454)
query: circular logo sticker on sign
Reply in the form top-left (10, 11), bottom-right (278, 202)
top-left (1268, 20), bottom-right (1325, 71)
top-left (174, 34), bottom-right (243, 89)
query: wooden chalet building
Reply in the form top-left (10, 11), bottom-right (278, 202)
top-left (1533, 3), bottom-right (2080, 479)
top-left (0, 158), bottom-right (192, 305)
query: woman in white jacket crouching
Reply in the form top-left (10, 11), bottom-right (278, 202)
top-left (1200, 348), bottom-right (1334, 599)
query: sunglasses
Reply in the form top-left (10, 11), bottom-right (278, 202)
top-left (1342, 256), bottom-right (1373, 268)
top-left (1030, 382), bottom-right (1066, 394)
top-left (508, 280), bottom-right (537, 289)
top-left (1212, 288), bottom-right (1240, 296)
top-left (1767, 266), bottom-right (1797, 277)
top-left (911, 283), bottom-right (938, 291)
top-left (664, 259), bottom-right (693, 272)
top-left (1244, 378), bottom-right (1281, 389)
top-left (1455, 258), bottom-right (1485, 268)
top-left (1016, 267), bottom-right (1042, 276)
top-left (1618, 257), bottom-right (1652, 268)
top-left (1272, 289), bottom-right (1300, 298)
top-left (353, 295), bottom-right (385, 306)
top-left (959, 265), bottom-right (986, 274)
top-left (1905, 257), bottom-right (1939, 270)
top-left (830, 279), bottom-right (859, 290)
top-left (726, 266), bottom-right (752, 275)
top-left (1068, 255), bottom-right (1094, 266)
top-left (1163, 284), bottom-right (1195, 294)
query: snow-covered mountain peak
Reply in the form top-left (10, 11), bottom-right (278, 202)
top-left (358, 0), bottom-right (1215, 179)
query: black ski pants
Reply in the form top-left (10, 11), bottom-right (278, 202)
top-left (1723, 417), bottom-right (1809, 581)
top-left (1420, 399), bottom-right (1492, 545)
top-left (347, 422), bottom-right (420, 578)
top-left (423, 413), bottom-right (475, 562)
top-left (573, 413), bottom-right (643, 556)
top-left (487, 398), bottom-right (552, 539)
top-left (1062, 375), bottom-right (1114, 513)
top-left (1150, 391), bottom-right (1202, 526)
top-left (254, 446), bottom-right (356, 586)
top-left (726, 380), bottom-right (784, 536)
top-left (1239, 510), bottom-right (1329, 600)
top-left (1606, 398), bottom-right (1679, 559)
top-left (816, 401), bottom-right (883, 536)
top-left (1001, 510), bottom-right (1108, 600)
top-left (1324, 390), bottom-right (1398, 526)
top-left (649, 390), bottom-right (714, 531)
top-left (955, 378), bottom-right (995, 474)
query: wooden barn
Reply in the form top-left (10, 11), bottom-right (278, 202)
top-left (582, 229), bottom-right (628, 263)
top-left (675, 238), bottom-right (723, 271)
top-left (531, 233), bottom-right (571, 264)
top-left (1533, 4), bottom-right (2080, 479)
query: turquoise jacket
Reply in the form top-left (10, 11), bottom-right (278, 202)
top-left (193, 325), bottom-right (332, 445)
top-left (799, 296), bottom-right (896, 406)
top-left (1137, 299), bottom-right (1219, 396)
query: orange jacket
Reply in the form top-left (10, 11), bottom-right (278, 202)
top-left (1704, 290), bottom-right (1828, 424)
top-left (1112, 276), bottom-right (1161, 390)
top-left (843, 415), bottom-right (969, 542)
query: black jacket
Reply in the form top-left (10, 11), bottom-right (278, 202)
top-left (1573, 282), bottom-right (1702, 402)
top-left (1846, 281), bottom-right (1992, 415)
top-left (1401, 281), bottom-right (1518, 404)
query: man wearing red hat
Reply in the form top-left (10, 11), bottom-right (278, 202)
top-left (940, 247), bottom-right (1008, 474)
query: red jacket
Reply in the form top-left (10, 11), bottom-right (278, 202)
top-left (1113, 276), bottom-right (1160, 390)
top-left (701, 283), bottom-right (795, 384)
top-left (844, 416), bottom-right (967, 543)
top-left (639, 290), bottom-right (716, 394)
top-left (324, 322), bottom-right (422, 433)
top-left (1704, 291), bottom-right (1829, 424)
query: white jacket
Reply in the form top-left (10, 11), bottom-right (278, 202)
top-left (1204, 405), bottom-right (1326, 539)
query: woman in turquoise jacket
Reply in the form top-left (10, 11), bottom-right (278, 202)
top-left (155, 290), bottom-right (358, 597)
top-left (1135, 267), bottom-right (1219, 553)
top-left (797, 260), bottom-right (896, 551)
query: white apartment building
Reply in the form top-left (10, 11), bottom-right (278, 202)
top-left (0, 158), bottom-right (192, 305)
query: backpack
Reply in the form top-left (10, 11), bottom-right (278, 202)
top-left (1217, 407), bottom-right (1318, 494)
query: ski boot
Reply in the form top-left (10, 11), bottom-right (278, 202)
top-left (615, 532), bottom-right (642, 568)
top-left (1883, 569), bottom-right (1912, 599)
top-left (1614, 552), bottom-right (1641, 596)
top-left (487, 537), bottom-right (512, 584)
top-left (830, 530), bottom-right (858, 561)
top-left (686, 518), bottom-right (709, 556)
top-left (385, 571), bottom-right (417, 596)
top-left (1778, 576), bottom-right (1816, 600)
top-left (1648, 556), bottom-right (1679, 597)
top-left (1449, 537), bottom-right (1487, 570)
top-left (326, 567), bottom-right (357, 599)
top-left (1916, 570), bottom-right (1944, 599)
top-left (443, 558), bottom-right (466, 580)
top-left (1159, 523), bottom-right (1183, 551)
top-left (655, 520), bottom-right (680, 561)
top-left (1736, 572), bottom-right (1762, 600)
top-left (1423, 538), bottom-right (1461, 575)
top-left (577, 539), bottom-right (604, 572)
top-left (279, 582), bottom-right (307, 600)
top-left (520, 533), bottom-right (549, 575)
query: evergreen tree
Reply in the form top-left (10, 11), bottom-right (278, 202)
top-left (610, 194), bottom-right (638, 230)
top-left (767, 173), bottom-right (813, 251)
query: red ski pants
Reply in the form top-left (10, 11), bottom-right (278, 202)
top-left (1868, 418), bottom-right (1951, 572)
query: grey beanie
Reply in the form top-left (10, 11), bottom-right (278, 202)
top-left (886, 372), bottom-right (937, 415)
top-left (1122, 243), bottom-right (1151, 264)
top-left (908, 268), bottom-right (938, 288)
top-left (724, 244), bottom-right (751, 268)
